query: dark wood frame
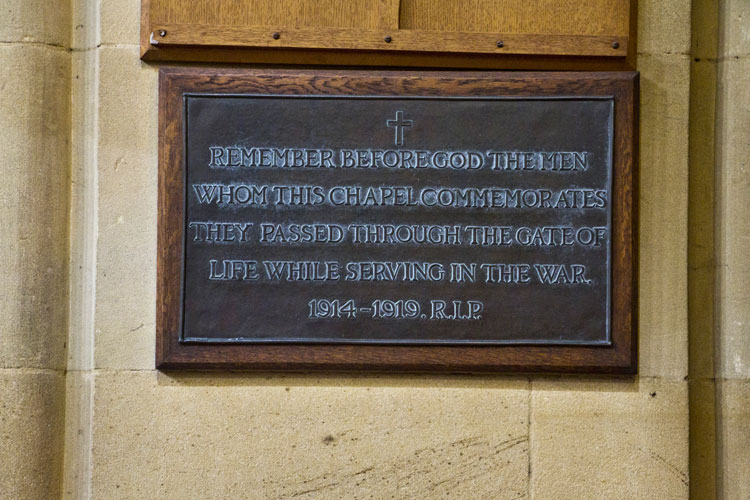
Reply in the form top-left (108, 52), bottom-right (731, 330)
top-left (158, 68), bottom-right (638, 373)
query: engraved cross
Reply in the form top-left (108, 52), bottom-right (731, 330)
top-left (386, 111), bottom-right (413, 146)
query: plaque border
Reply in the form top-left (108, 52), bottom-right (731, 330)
top-left (158, 68), bottom-right (638, 373)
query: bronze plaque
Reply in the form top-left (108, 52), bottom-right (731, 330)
top-left (158, 69), bottom-right (637, 372)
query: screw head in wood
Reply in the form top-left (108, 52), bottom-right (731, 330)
top-left (272, 32), bottom-right (280, 40)
top-left (384, 36), bottom-right (392, 43)
top-left (158, 30), bottom-right (167, 37)
top-left (612, 41), bottom-right (619, 49)
top-left (496, 40), bottom-right (504, 48)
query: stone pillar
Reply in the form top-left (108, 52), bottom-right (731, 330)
top-left (715, 2), bottom-right (750, 498)
top-left (688, 0), bottom-right (718, 497)
top-left (0, 1), bottom-right (71, 498)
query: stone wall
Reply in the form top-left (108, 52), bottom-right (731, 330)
top-left (6, 0), bottom-right (750, 498)
top-left (59, 1), bottom-right (693, 498)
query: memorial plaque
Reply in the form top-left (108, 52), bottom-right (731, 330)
top-left (158, 69), bottom-right (638, 372)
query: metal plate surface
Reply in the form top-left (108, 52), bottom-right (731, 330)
top-left (181, 94), bottom-right (613, 345)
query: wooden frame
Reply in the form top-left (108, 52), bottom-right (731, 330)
top-left (141, 1), bottom-right (636, 70)
top-left (158, 68), bottom-right (638, 373)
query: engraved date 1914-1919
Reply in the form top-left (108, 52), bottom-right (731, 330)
top-left (308, 298), bottom-right (483, 320)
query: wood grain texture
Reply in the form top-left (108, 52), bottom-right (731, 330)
top-left (152, 0), bottom-right (388, 29)
top-left (400, 0), bottom-right (629, 36)
top-left (142, 45), bottom-right (633, 72)
top-left (157, 69), bottom-right (638, 374)
top-left (141, 0), bottom-right (634, 67)
top-left (377, 0), bottom-right (401, 30)
top-left (148, 24), bottom-right (627, 56)
top-left (149, 0), bottom-right (629, 34)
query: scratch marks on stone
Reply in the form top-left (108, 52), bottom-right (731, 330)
top-left (637, 446), bottom-right (689, 487)
top-left (273, 435), bottom-right (529, 499)
top-left (288, 481), bottom-right (341, 498)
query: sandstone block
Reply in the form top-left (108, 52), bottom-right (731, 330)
top-left (92, 372), bottom-right (530, 499)
top-left (530, 378), bottom-right (689, 499)
top-left (0, 370), bottom-right (65, 500)
top-left (637, 0), bottom-right (691, 56)
top-left (0, 45), bottom-right (70, 370)
top-left (717, 379), bottom-right (750, 500)
top-left (100, 0), bottom-right (140, 46)
top-left (720, 0), bottom-right (750, 58)
top-left (94, 46), bottom-right (158, 370)
top-left (0, 0), bottom-right (71, 46)
top-left (715, 58), bottom-right (750, 378)
top-left (637, 54), bottom-right (691, 378)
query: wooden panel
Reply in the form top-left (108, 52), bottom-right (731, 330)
top-left (148, 24), bottom-right (627, 56)
top-left (142, 45), bottom-right (633, 72)
top-left (378, 0), bottom-right (401, 30)
top-left (400, 0), bottom-right (629, 36)
top-left (157, 68), bottom-right (638, 373)
top-left (141, 0), bottom-right (635, 68)
top-left (151, 0), bottom-right (393, 29)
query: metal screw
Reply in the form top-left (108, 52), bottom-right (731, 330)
top-left (384, 36), bottom-right (392, 43)
top-left (612, 41), bottom-right (619, 49)
top-left (158, 30), bottom-right (167, 37)
top-left (272, 32), bottom-right (280, 40)
top-left (496, 40), bottom-right (504, 48)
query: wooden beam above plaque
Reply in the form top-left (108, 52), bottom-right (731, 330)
top-left (141, 0), bottom-right (636, 69)
top-left (157, 69), bottom-right (638, 373)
